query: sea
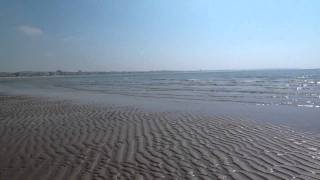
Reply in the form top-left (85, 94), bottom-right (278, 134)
top-left (1, 69), bottom-right (320, 109)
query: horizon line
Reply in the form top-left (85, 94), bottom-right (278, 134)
top-left (1, 67), bottom-right (320, 74)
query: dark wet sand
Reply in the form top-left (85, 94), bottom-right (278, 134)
top-left (1, 95), bottom-right (320, 180)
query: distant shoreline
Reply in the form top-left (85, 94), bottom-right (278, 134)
top-left (1, 68), bottom-right (320, 78)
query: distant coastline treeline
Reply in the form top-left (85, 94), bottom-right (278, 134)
top-left (0, 70), bottom-right (107, 77)
top-left (0, 70), bottom-right (182, 77)
top-left (2, 69), bottom-right (320, 77)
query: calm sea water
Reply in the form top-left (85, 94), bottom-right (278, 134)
top-left (46, 69), bottom-right (320, 108)
top-left (1, 69), bottom-right (320, 108)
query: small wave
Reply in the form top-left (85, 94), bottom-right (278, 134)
top-left (297, 76), bottom-right (307, 79)
top-left (297, 104), bottom-right (314, 108)
top-left (297, 104), bottom-right (320, 108)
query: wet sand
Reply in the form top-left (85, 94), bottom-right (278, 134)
top-left (1, 95), bottom-right (320, 179)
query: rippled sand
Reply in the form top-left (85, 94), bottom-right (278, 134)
top-left (1, 95), bottom-right (320, 179)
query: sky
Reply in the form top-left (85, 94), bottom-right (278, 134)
top-left (0, 0), bottom-right (320, 72)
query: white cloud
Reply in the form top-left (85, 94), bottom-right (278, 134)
top-left (18, 25), bottom-right (43, 36)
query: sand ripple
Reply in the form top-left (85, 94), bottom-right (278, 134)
top-left (1, 95), bottom-right (320, 179)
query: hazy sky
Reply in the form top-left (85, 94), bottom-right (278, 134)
top-left (0, 0), bottom-right (319, 72)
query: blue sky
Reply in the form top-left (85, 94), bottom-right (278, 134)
top-left (0, 0), bottom-right (319, 72)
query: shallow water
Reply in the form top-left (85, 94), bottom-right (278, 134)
top-left (2, 69), bottom-right (320, 108)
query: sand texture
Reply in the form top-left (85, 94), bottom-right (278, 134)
top-left (1, 95), bottom-right (320, 180)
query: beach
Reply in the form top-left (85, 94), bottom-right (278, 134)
top-left (2, 0), bottom-right (320, 178)
top-left (1, 94), bottom-right (320, 179)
